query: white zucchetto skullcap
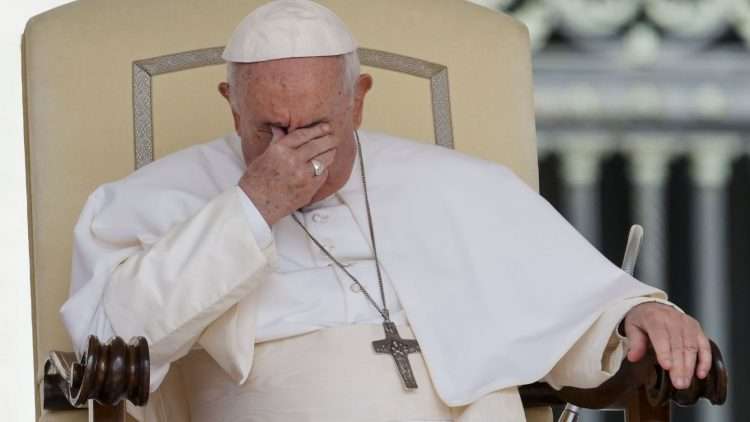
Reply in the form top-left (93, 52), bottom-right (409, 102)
top-left (222, 0), bottom-right (358, 63)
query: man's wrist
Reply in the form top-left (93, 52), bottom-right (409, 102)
top-left (238, 175), bottom-right (281, 225)
top-left (235, 186), bottom-right (274, 249)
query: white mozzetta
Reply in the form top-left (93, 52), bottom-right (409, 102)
top-left (62, 131), bottom-right (666, 407)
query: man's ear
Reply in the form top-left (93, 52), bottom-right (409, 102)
top-left (218, 82), bottom-right (241, 132)
top-left (352, 74), bottom-right (373, 129)
top-left (218, 82), bottom-right (231, 101)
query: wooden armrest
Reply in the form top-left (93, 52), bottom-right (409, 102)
top-left (519, 339), bottom-right (727, 410)
top-left (44, 335), bottom-right (727, 421)
top-left (43, 336), bottom-right (150, 411)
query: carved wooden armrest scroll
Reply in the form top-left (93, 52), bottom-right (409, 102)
top-left (43, 336), bottom-right (150, 411)
top-left (519, 339), bottom-right (728, 411)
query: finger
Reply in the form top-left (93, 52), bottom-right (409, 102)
top-left (696, 334), bottom-right (712, 379)
top-left (306, 159), bottom-right (325, 180)
top-left (646, 325), bottom-right (673, 371)
top-left (310, 167), bottom-right (329, 190)
top-left (683, 347), bottom-right (698, 389)
top-left (668, 326), bottom-right (687, 389)
top-left (307, 150), bottom-right (336, 179)
top-left (310, 149), bottom-right (336, 169)
top-left (681, 325), bottom-right (699, 389)
top-left (624, 322), bottom-right (648, 362)
top-left (297, 135), bottom-right (338, 161)
top-left (279, 123), bottom-right (332, 148)
top-left (271, 126), bottom-right (286, 143)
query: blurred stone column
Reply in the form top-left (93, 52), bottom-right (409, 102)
top-left (536, 132), bottom-right (553, 161)
top-left (559, 135), bottom-right (608, 422)
top-left (625, 135), bottom-right (674, 290)
top-left (689, 135), bottom-right (738, 422)
top-left (559, 134), bottom-right (608, 247)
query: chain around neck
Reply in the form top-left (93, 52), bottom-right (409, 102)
top-left (292, 131), bottom-right (391, 322)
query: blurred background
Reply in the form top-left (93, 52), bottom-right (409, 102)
top-left (2, 0), bottom-right (748, 421)
top-left (468, 1), bottom-right (750, 421)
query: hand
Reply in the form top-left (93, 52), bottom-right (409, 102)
top-left (238, 124), bottom-right (337, 225)
top-left (622, 302), bottom-right (712, 390)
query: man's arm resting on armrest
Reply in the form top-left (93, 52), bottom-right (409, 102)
top-left (545, 296), bottom-right (712, 391)
top-left (61, 186), bottom-right (275, 389)
top-left (543, 297), bottom-right (679, 390)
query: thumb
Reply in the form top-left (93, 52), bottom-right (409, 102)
top-left (625, 322), bottom-right (649, 362)
top-left (271, 126), bottom-right (285, 143)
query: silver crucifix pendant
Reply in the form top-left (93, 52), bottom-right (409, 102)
top-left (372, 321), bottom-right (421, 389)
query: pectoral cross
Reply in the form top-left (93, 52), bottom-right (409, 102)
top-left (372, 321), bottom-right (421, 389)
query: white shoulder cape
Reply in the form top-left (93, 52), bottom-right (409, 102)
top-left (62, 131), bottom-right (663, 406)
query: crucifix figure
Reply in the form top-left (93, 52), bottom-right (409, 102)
top-left (372, 321), bottom-right (422, 389)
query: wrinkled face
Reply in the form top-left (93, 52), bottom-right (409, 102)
top-left (220, 56), bottom-right (371, 200)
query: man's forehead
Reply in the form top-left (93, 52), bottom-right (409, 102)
top-left (238, 59), bottom-right (346, 122)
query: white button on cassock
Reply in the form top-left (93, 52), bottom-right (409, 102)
top-left (311, 213), bottom-right (329, 223)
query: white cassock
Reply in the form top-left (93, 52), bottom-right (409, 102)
top-left (61, 131), bottom-right (671, 421)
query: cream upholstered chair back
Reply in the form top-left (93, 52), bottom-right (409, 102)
top-left (23, 0), bottom-right (537, 418)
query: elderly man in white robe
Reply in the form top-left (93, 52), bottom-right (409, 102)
top-left (61, 1), bottom-right (714, 421)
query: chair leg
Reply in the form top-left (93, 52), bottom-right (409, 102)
top-left (88, 400), bottom-right (126, 422)
top-left (625, 387), bottom-right (670, 422)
